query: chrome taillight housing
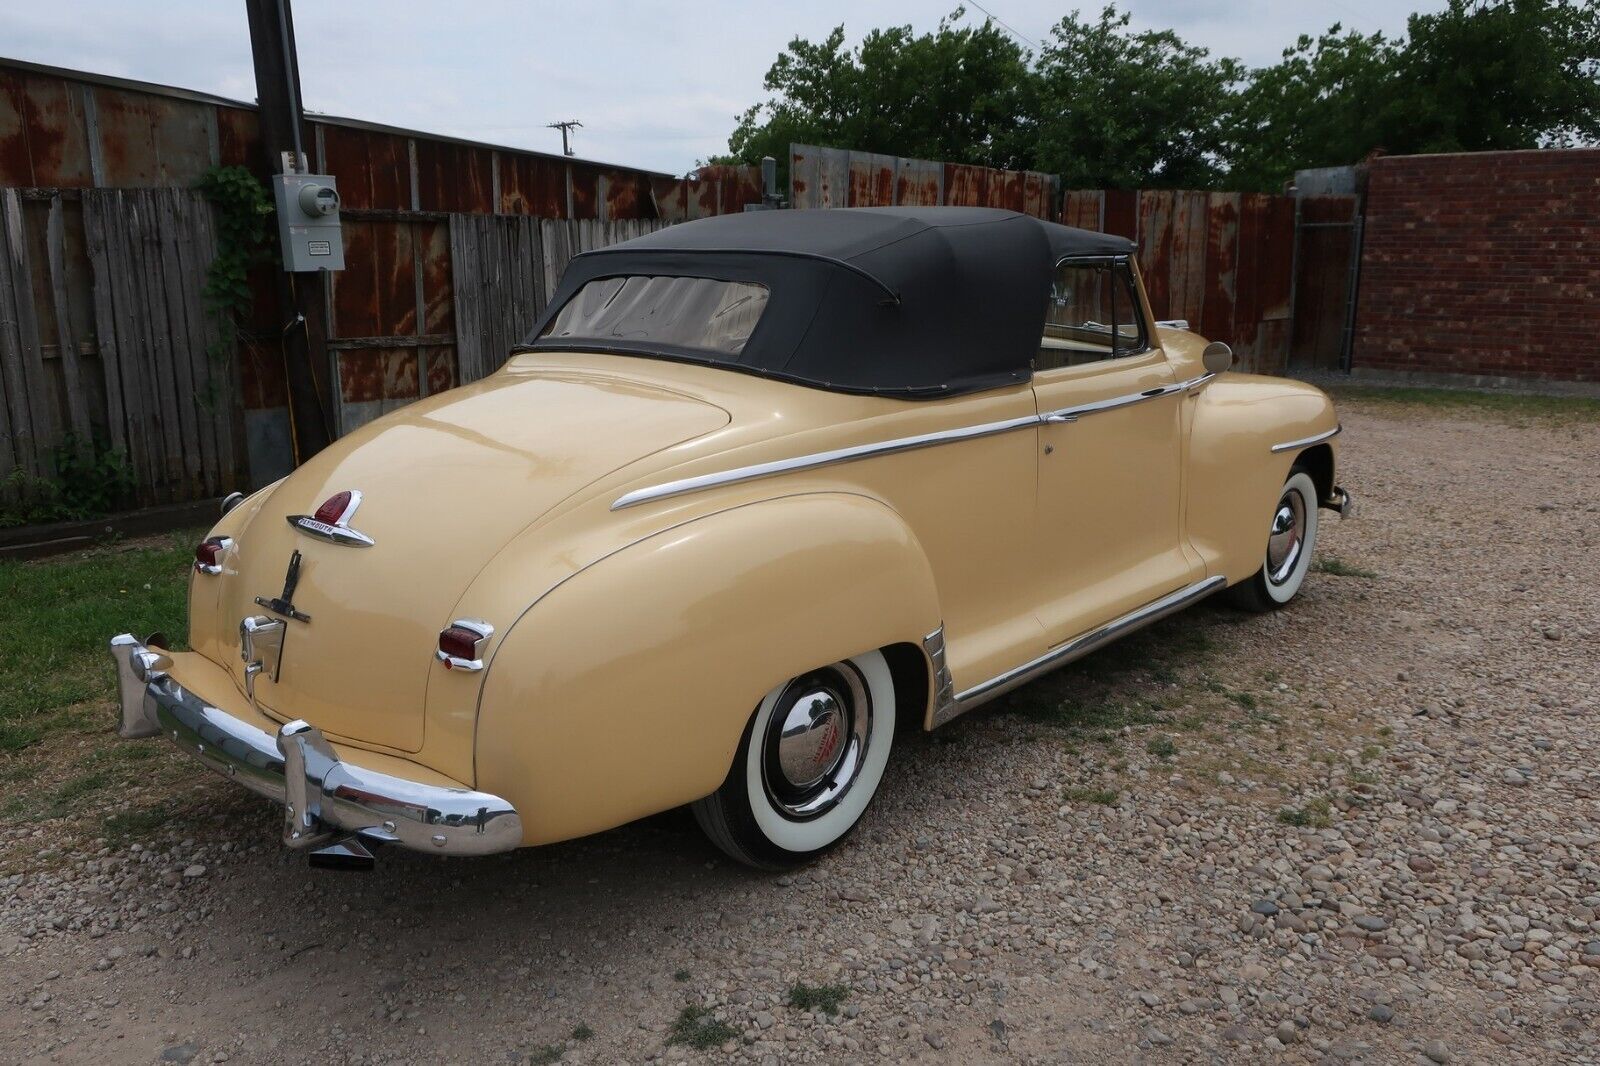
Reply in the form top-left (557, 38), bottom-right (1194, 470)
top-left (436, 619), bottom-right (493, 672)
top-left (194, 536), bottom-right (234, 575)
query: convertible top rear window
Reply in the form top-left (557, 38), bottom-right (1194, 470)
top-left (540, 276), bottom-right (769, 356)
top-left (522, 208), bottom-right (1138, 398)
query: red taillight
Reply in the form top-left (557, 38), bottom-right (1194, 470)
top-left (194, 537), bottom-right (230, 574)
top-left (437, 626), bottom-right (480, 662)
top-left (313, 490), bottom-right (352, 525)
top-left (436, 619), bottom-right (493, 670)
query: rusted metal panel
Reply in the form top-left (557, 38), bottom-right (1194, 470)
top-left (413, 139), bottom-right (495, 214)
top-left (1103, 189), bottom-right (1138, 241)
top-left (330, 219), bottom-right (416, 338)
top-left (894, 157), bottom-right (942, 206)
top-left (90, 87), bottom-right (213, 186)
top-left (649, 175), bottom-right (691, 222)
top-left (847, 152), bottom-right (895, 207)
top-left (943, 163), bottom-right (986, 207)
top-left (790, 145), bottom-right (848, 208)
top-left (215, 105), bottom-right (260, 171)
top-left (1252, 195), bottom-right (1297, 374)
top-left (1136, 191), bottom-right (1174, 321)
top-left (602, 168), bottom-right (649, 219)
top-left (498, 154), bottom-right (568, 217)
top-left (424, 345), bottom-right (456, 395)
top-left (318, 124), bottom-right (410, 210)
top-left (1061, 190), bottom-right (1099, 230)
top-left (789, 144), bottom-right (819, 209)
top-left (1199, 192), bottom-right (1240, 343)
top-left (569, 162), bottom-right (601, 219)
top-left (1166, 191), bottom-right (1209, 329)
top-left (382, 346), bottom-right (419, 401)
top-left (1230, 193), bottom-right (1272, 368)
top-left (419, 219), bottom-right (453, 335)
top-left (338, 348), bottom-right (383, 403)
top-left (1020, 172), bottom-right (1052, 220)
top-left (0, 68), bottom-right (95, 187)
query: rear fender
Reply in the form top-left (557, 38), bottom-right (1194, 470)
top-left (475, 492), bottom-right (941, 846)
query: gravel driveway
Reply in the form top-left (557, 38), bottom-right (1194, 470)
top-left (2, 400), bottom-right (1597, 1065)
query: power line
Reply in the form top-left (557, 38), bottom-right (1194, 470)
top-left (966, 1), bottom-right (1041, 51)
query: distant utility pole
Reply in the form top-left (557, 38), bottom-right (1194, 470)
top-left (245, 0), bottom-right (333, 460)
top-left (547, 120), bottom-right (583, 157)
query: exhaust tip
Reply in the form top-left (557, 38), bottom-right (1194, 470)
top-left (307, 835), bottom-right (376, 872)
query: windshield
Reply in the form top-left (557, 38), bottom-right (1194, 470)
top-left (538, 275), bottom-right (769, 356)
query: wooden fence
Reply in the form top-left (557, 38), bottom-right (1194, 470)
top-left (1, 187), bottom-right (240, 509)
top-left (449, 217), bottom-right (666, 390)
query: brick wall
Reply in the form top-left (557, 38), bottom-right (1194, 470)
top-left (1352, 149), bottom-right (1600, 384)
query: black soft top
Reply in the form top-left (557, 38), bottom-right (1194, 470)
top-left (521, 207), bottom-right (1136, 398)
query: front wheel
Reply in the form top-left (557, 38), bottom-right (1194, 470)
top-left (1226, 467), bottom-right (1320, 612)
top-left (692, 650), bottom-right (895, 870)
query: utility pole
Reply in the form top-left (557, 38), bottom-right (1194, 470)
top-left (547, 120), bottom-right (582, 157)
top-left (245, 0), bottom-right (334, 461)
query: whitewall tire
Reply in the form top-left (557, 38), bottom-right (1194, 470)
top-left (692, 650), bottom-right (895, 869)
top-left (1227, 468), bottom-right (1320, 612)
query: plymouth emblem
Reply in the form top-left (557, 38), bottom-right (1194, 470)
top-left (287, 489), bottom-right (374, 547)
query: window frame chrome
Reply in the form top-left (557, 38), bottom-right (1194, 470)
top-left (1036, 254), bottom-right (1152, 370)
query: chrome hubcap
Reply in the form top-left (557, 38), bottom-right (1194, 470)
top-left (761, 663), bottom-right (871, 820)
top-left (1266, 490), bottom-right (1306, 585)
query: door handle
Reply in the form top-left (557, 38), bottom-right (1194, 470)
top-left (1043, 412), bottom-right (1078, 424)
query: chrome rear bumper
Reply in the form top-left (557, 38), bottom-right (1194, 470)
top-left (1322, 485), bottom-right (1355, 519)
top-left (108, 634), bottom-right (522, 857)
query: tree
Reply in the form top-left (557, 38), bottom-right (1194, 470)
top-left (1383, 0), bottom-right (1600, 153)
top-left (721, 1), bottom-right (1600, 193)
top-left (725, 9), bottom-right (1036, 176)
top-left (1230, 0), bottom-right (1600, 191)
top-left (1227, 27), bottom-right (1399, 192)
top-left (1032, 6), bottom-right (1242, 189)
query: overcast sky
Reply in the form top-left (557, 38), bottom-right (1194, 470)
top-left (5, 1), bottom-right (1445, 175)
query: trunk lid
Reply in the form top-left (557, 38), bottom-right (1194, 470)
top-left (217, 366), bottom-right (729, 751)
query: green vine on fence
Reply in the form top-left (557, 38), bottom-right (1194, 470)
top-left (195, 164), bottom-right (274, 360)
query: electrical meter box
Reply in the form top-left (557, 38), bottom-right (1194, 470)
top-left (272, 173), bottom-right (345, 272)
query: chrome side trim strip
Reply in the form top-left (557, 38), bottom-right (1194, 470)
top-left (938, 576), bottom-right (1227, 724)
top-left (1270, 424), bottom-right (1342, 454)
top-left (611, 414), bottom-right (1039, 510)
top-left (1041, 372), bottom-right (1213, 424)
top-left (614, 373), bottom-right (1218, 511)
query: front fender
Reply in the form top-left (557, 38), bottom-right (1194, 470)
top-left (1187, 376), bottom-right (1340, 584)
top-left (475, 492), bottom-right (941, 846)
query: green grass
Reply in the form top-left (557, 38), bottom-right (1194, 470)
top-left (526, 1046), bottom-right (564, 1066)
top-left (1315, 556), bottom-right (1379, 579)
top-left (1328, 384), bottom-right (1600, 423)
top-left (1146, 736), bottom-right (1177, 760)
top-left (1277, 797), bottom-right (1333, 829)
top-left (667, 1005), bottom-right (737, 1050)
top-left (571, 1023), bottom-right (593, 1041)
top-left (1063, 785), bottom-right (1119, 806)
top-left (0, 532), bottom-right (199, 743)
top-left (788, 982), bottom-right (850, 1016)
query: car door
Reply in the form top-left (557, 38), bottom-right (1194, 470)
top-left (1031, 256), bottom-right (1200, 644)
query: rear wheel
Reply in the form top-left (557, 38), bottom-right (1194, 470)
top-left (692, 650), bottom-right (895, 870)
top-left (1226, 468), bottom-right (1320, 612)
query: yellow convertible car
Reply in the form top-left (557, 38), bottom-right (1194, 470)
top-left (110, 207), bottom-right (1348, 870)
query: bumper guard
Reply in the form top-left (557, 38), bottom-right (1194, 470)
top-left (108, 634), bottom-right (522, 857)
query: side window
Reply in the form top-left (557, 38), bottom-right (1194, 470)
top-left (1037, 258), bottom-right (1147, 370)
